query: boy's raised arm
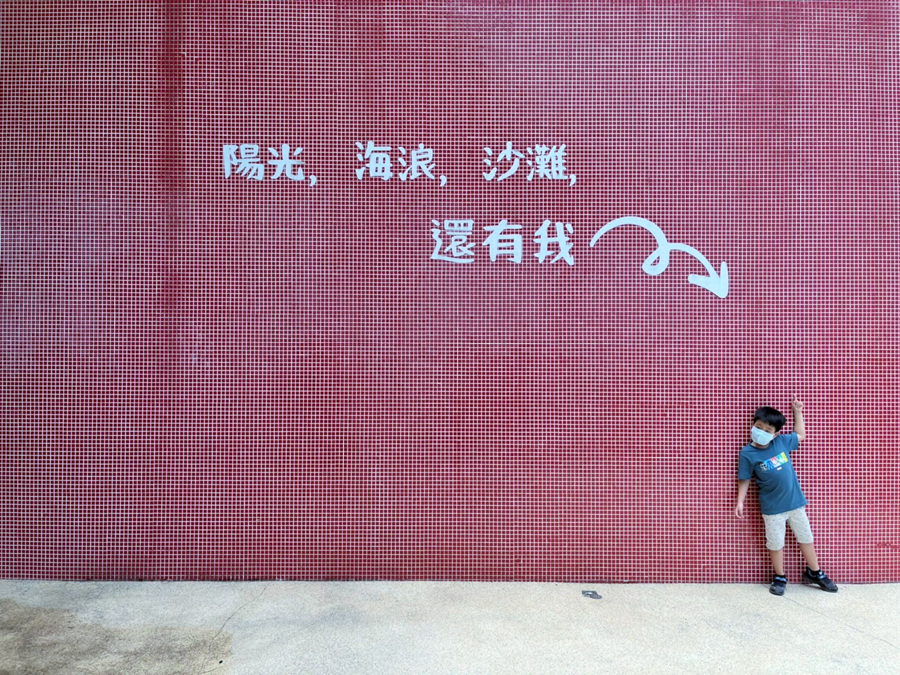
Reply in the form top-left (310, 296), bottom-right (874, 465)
top-left (792, 396), bottom-right (805, 443)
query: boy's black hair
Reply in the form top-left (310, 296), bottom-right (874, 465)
top-left (753, 406), bottom-right (786, 432)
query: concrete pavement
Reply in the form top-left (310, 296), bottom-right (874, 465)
top-left (1, 580), bottom-right (898, 674)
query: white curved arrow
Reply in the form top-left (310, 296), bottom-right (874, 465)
top-left (590, 216), bottom-right (729, 299)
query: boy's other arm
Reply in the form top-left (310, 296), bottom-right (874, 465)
top-left (735, 480), bottom-right (750, 518)
top-left (792, 396), bottom-right (805, 443)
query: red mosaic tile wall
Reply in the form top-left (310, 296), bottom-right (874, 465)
top-left (2, 1), bottom-right (898, 582)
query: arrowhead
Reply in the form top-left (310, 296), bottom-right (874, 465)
top-left (688, 261), bottom-right (729, 299)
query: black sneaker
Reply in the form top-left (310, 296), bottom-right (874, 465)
top-left (769, 575), bottom-right (787, 596)
top-left (803, 567), bottom-right (838, 592)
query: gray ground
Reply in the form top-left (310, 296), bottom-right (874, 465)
top-left (0, 580), bottom-right (898, 674)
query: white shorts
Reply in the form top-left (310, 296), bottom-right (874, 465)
top-left (762, 506), bottom-right (814, 550)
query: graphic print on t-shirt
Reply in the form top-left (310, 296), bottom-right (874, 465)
top-left (759, 451), bottom-right (789, 472)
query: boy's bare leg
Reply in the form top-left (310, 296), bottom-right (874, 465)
top-left (799, 543), bottom-right (819, 571)
top-left (769, 548), bottom-right (785, 576)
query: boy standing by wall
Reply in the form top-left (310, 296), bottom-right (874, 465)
top-left (735, 398), bottom-right (838, 595)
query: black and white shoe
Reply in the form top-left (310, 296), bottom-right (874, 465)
top-left (803, 567), bottom-right (838, 592)
top-left (769, 575), bottom-right (787, 596)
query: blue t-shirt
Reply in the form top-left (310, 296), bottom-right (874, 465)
top-left (737, 432), bottom-right (806, 515)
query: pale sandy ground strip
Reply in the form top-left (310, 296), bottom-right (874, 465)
top-left (1, 580), bottom-right (898, 674)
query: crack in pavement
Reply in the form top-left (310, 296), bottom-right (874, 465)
top-left (196, 581), bottom-right (274, 674)
top-left (782, 594), bottom-right (899, 652)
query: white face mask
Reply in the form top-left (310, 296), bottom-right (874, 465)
top-left (751, 427), bottom-right (775, 446)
